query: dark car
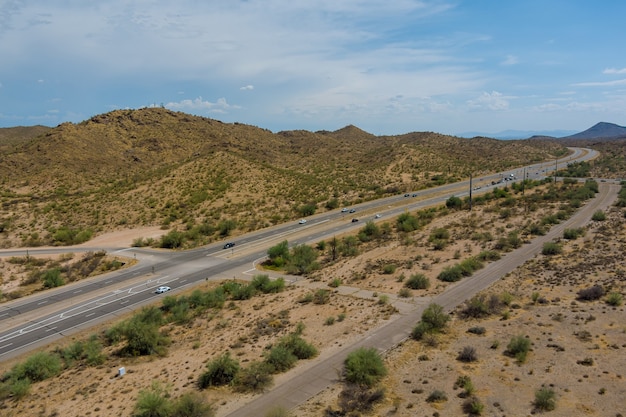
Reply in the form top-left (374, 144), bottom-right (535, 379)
top-left (404, 193), bottom-right (410, 197)
top-left (349, 209), bottom-right (356, 213)
top-left (223, 242), bottom-right (235, 249)
top-left (351, 218), bottom-right (359, 223)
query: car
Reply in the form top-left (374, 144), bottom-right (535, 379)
top-left (299, 219), bottom-right (307, 224)
top-left (349, 209), bottom-right (356, 213)
top-left (374, 214), bottom-right (381, 219)
top-left (341, 208), bottom-right (349, 212)
top-left (155, 286), bottom-right (171, 294)
top-left (223, 242), bottom-right (235, 249)
top-left (351, 218), bottom-right (359, 223)
top-left (412, 193), bottom-right (418, 197)
top-left (404, 193), bottom-right (410, 197)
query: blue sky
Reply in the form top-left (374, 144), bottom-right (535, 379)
top-left (1, 1), bottom-right (625, 136)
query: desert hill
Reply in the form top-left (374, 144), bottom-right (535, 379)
top-left (561, 122), bottom-right (626, 140)
top-left (0, 108), bottom-right (567, 248)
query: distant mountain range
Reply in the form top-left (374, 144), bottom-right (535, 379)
top-left (458, 122), bottom-right (626, 140)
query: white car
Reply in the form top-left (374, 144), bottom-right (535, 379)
top-left (298, 219), bottom-right (307, 224)
top-left (374, 214), bottom-right (382, 219)
top-left (341, 208), bottom-right (349, 212)
top-left (155, 286), bottom-right (171, 294)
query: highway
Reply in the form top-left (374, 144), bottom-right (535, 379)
top-left (0, 147), bottom-right (598, 360)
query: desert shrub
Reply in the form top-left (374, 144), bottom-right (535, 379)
top-left (160, 229), bottom-right (185, 249)
top-left (233, 361), bottom-right (274, 392)
top-left (467, 326), bottom-right (486, 335)
top-left (325, 316), bottom-right (336, 325)
top-left (0, 378), bottom-right (31, 400)
top-left (606, 292), bottom-right (623, 306)
top-left (251, 275), bottom-right (285, 293)
top-left (411, 303), bottom-right (449, 340)
top-left (541, 242), bottom-right (562, 255)
top-left (458, 257), bottom-right (483, 276)
top-left (533, 386), bottom-right (557, 411)
top-left (337, 384), bottom-right (385, 413)
top-left (343, 347), bottom-right (387, 387)
top-left (459, 294), bottom-right (502, 319)
top-left (313, 289), bottom-right (331, 304)
top-left (476, 250), bottom-right (500, 261)
top-left (591, 210), bottom-right (606, 221)
top-left (265, 345), bottom-right (298, 373)
top-left (358, 221), bottom-right (381, 242)
top-left (396, 212), bottom-right (421, 232)
top-left (446, 195), bottom-right (463, 209)
top-left (398, 288), bottom-right (412, 298)
top-left (267, 240), bottom-right (290, 267)
top-left (42, 268), bottom-right (64, 288)
top-left (563, 227), bottom-right (585, 239)
top-left (454, 375), bottom-right (475, 397)
top-left (134, 382), bottom-right (172, 417)
top-left (9, 351), bottom-right (62, 383)
top-left (277, 331), bottom-right (318, 360)
top-left (198, 352), bottom-right (240, 389)
top-left (426, 389), bottom-right (448, 403)
top-left (577, 285), bottom-right (605, 301)
top-left (506, 335), bottom-right (531, 363)
top-left (171, 392), bottom-right (215, 417)
top-left (457, 346), bottom-right (478, 362)
top-left (328, 278), bottom-right (342, 288)
top-left (463, 396), bottom-right (485, 415)
top-left (437, 264), bottom-right (463, 282)
top-left (382, 263), bottom-right (396, 274)
top-left (287, 244), bottom-right (319, 275)
top-left (405, 273), bottom-right (429, 290)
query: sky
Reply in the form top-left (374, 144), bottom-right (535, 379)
top-left (1, 1), bottom-right (625, 137)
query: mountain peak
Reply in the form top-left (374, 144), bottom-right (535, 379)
top-left (563, 122), bottom-right (626, 140)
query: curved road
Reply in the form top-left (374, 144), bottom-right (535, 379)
top-left (0, 147), bottom-right (600, 362)
top-left (223, 182), bottom-right (620, 417)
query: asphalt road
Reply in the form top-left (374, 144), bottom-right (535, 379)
top-left (0, 147), bottom-right (599, 361)
top-left (223, 181), bottom-right (620, 417)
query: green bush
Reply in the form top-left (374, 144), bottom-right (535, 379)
top-left (563, 227), bottom-right (584, 239)
top-left (541, 242), bottom-right (562, 256)
top-left (606, 292), bottom-right (623, 306)
top-left (463, 396), bottom-right (484, 415)
top-left (382, 263), bottom-right (396, 274)
top-left (233, 361), bottom-right (274, 392)
top-left (426, 389), bottom-right (448, 403)
top-left (10, 351), bottom-right (62, 383)
top-left (405, 273), bottom-right (430, 290)
top-left (171, 392), bottom-right (215, 417)
top-left (265, 345), bottom-right (298, 373)
top-left (42, 268), bottom-right (64, 288)
top-left (533, 386), bottom-right (556, 411)
top-left (437, 265), bottom-right (463, 282)
top-left (591, 210), bottom-right (606, 221)
top-left (277, 332), bottom-right (318, 360)
top-left (133, 382), bottom-right (172, 417)
top-left (343, 347), bottom-right (387, 387)
top-left (198, 352), bottom-right (240, 389)
top-left (411, 303), bottom-right (449, 340)
top-left (506, 335), bottom-right (531, 363)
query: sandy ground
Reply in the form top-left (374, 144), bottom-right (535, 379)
top-left (1, 186), bottom-right (625, 417)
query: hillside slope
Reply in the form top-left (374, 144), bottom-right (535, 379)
top-left (0, 108), bottom-right (566, 248)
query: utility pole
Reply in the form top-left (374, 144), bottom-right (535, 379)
top-left (522, 167), bottom-right (526, 196)
top-left (469, 173), bottom-right (473, 211)
top-left (554, 158), bottom-right (558, 183)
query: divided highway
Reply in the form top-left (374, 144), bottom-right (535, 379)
top-left (0, 147), bottom-right (599, 360)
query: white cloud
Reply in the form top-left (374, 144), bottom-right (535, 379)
top-left (165, 97), bottom-right (241, 114)
top-left (573, 79), bottom-right (626, 87)
top-left (240, 85), bottom-right (254, 91)
top-left (467, 91), bottom-right (510, 110)
top-left (501, 55), bottom-right (518, 66)
top-left (603, 68), bottom-right (626, 74)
